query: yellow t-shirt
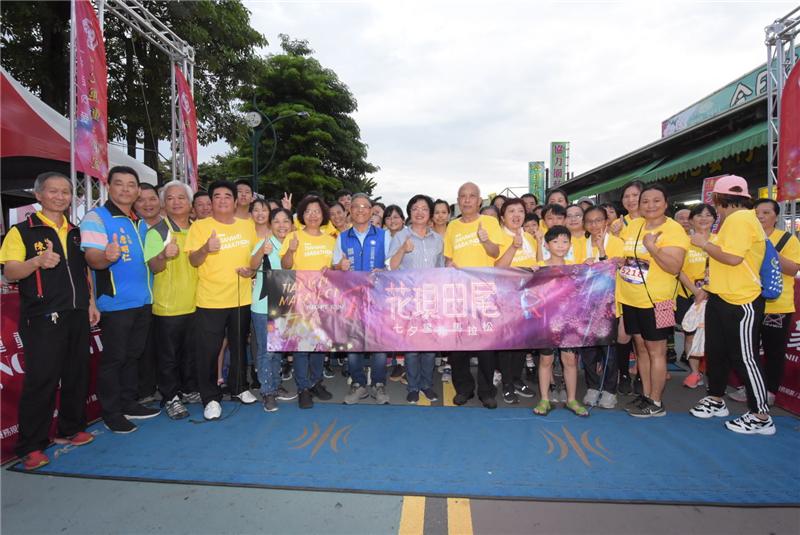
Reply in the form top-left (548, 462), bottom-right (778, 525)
top-left (0, 212), bottom-right (70, 264)
top-left (537, 258), bottom-right (575, 267)
top-left (279, 229), bottom-right (336, 270)
top-left (766, 229), bottom-right (800, 314)
top-left (678, 245), bottom-right (709, 298)
top-left (184, 217), bottom-right (257, 309)
top-left (706, 209), bottom-right (765, 306)
top-left (443, 215), bottom-right (504, 268)
top-left (571, 234), bottom-right (588, 264)
top-left (617, 217), bottom-right (689, 309)
top-left (144, 224), bottom-right (198, 316)
top-left (580, 234), bottom-right (625, 261)
top-left (498, 231), bottom-right (538, 268)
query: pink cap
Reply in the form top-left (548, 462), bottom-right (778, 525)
top-left (712, 174), bottom-right (751, 198)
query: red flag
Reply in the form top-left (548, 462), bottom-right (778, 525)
top-left (175, 66), bottom-right (198, 192)
top-left (74, 0), bottom-right (109, 182)
top-left (777, 62), bottom-right (800, 201)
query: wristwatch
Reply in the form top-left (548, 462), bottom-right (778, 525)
top-left (599, 255), bottom-right (607, 261)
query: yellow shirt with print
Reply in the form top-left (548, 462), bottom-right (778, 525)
top-left (498, 232), bottom-right (538, 268)
top-left (145, 225), bottom-right (198, 316)
top-left (184, 217), bottom-right (257, 309)
top-left (617, 217), bottom-right (689, 309)
top-left (585, 234), bottom-right (624, 261)
top-left (443, 215), bottom-right (504, 268)
top-left (678, 245), bottom-right (708, 298)
top-left (766, 229), bottom-right (800, 314)
top-left (706, 209), bottom-right (765, 306)
top-left (0, 211), bottom-right (70, 264)
top-left (279, 229), bottom-right (335, 270)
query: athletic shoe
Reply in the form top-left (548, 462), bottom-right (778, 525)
top-left (123, 404), bottom-right (161, 420)
top-left (165, 396), bottom-right (189, 420)
top-left (617, 376), bottom-right (633, 395)
top-left (236, 390), bottom-right (258, 404)
top-left (724, 412), bottom-right (776, 435)
top-left (597, 391), bottom-right (618, 409)
top-left (422, 388), bottom-right (439, 402)
top-left (492, 371), bottom-right (503, 387)
top-left (181, 391), bottom-right (202, 404)
top-left (406, 391), bottom-right (419, 404)
top-left (276, 386), bottom-right (297, 401)
top-left (53, 431), bottom-right (95, 447)
top-left (556, 387), bottom-right (568, 404)
top-left (480, 395), bottom-right (498, 409)
top-left (525, 366), bottom-right (536, 380)
top-left (690, 396), bottom-right (730, 419)
top-left (372, 383), bottom-right (390, 405)
top-left (503, 388), bottom-right (519, 404)
top-left (548, 385), bottom-right (559, 404)
top-left (344, 383), bottom-right (369, 405)
top-left (309, 381), bottom-right (333, 401)
top-left (298, 389), bottom-right (313, 409)
top-left (513, 381), bottom-right (534, 398)
top-left (441, 366), bottom-right (452, 383)
top-left (104, 415), bottom-right (137, 433)
top-left (203, 401), bottom-right (222, 420)
top-left (583, 388), bottom-right (601, 406)
top-left (728, 385), bottom-right (747, 403)
top-left (389, 364), bottom-right (405, 382)
top-left (627, 398), bottom-right (666, 418)
top-left (138, 391), bottom-right (159, 405)
top-left (281, 362), bottom-right (293, 381)
top-left (323, 362), bottom-right (335, 379)
top-left (683, 372), bottom-right (704, 389)
top-left (22, 450), bottom-right (49, 470)
top-left (262, 394), bottom-right (278, 413)
top-left (453, 392), bottom-right (474, 406)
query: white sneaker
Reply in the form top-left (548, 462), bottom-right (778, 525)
top-left (690, 396), bottom-right (729, 419)
top-left (583, 388), bottom-right (601, 406)
top-left (725, 412), bottom-right (776, 435)
top-left (237, 390), bottom-right (258, 404)
top-left (203, 400), bottom-right (222, 420)
top-left (598, 391), bottom-right (618, 409)
top-left (727, 385), bottom-right (747, 403)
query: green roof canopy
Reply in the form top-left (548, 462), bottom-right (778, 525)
top-left (639, 123), bottom-right (767, 183)
top-left (571, 158), bottom-right (664, 198)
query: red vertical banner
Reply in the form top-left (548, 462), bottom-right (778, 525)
top-left (777, 62), bottom-right (800, 201)
top-left (175, 66), bottom-right (198, 192)
top-left (74, 0), bottom-right (109, 182)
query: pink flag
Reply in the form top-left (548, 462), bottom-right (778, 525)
top-left (74, 0), bottom-right (109, 182)
top-left (777, 62), bottom-right (800, 201)
top-left (175, 66), bottom-right (198, 191)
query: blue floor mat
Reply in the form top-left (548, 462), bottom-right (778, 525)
top-left (11, 403), bottom-right (800, 505)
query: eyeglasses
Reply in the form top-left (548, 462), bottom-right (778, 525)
top-left (352, 204), bottom-right (371, 210)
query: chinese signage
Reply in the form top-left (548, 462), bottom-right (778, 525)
top-left (264, 264), bottom-right (617, 352)
top-left (528, 161), bottom-right (546, 202)
top-left (549, 142), bottom-right (569, 187)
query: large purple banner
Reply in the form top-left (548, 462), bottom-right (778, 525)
top-left (265, 264), bottom-right (617, 352)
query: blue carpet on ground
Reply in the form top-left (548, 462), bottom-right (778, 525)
top-left (11, 403), bottom-right (800, 505)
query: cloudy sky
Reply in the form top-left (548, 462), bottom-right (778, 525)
top-left (200, 1), bottom-right (794, 206)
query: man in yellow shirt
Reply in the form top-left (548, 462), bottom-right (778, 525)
top-left (689, 175), bottom-right (774, 435)
top-left (443, 182), bottom-right (503, 408)
top-left (186, 180), bottom-right (259, 420)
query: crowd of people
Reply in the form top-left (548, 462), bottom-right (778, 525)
top-left (2, 166), bottom-right (796, 471)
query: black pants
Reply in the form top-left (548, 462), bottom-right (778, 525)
top-left (761, 313), bottom-right (792, 394)
top-left (154, 313), bottom-right (197, 401)
top-left (195, 306), bottom-right (250, 404)
top-left (450, 351), bottom-right (496, 398)
top-left (497, 350), bottom-right (524, 390)
top-left (705, 293), bottom-right (768, 414)
top-left (98, 305), bottom-right (152, 420)
top-left (137, 324), bottom-right (157, 398)
top-left (16, 309), bottom-right (90, 457)
top-left (580, 346), bottom-right (618, 392)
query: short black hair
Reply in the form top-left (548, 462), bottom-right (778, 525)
top-left (336, 189), bottom-right (352, 199)
top-left (541, 203), bottom-right (567, 219)
top-left (234, 179), bottom-right (253, 193)
top-left (329, 201), bottom-right (346, 212)
top-left (108, 165), bottom-right (140, 185)
top-left (639, 184), bottom-right (668, 203)
top-left (383, 205), bottom-right (405, 225)
top-left (269, 207), bottom-right (292, 224)
top-left (193, 190), bottom-right (210, 201)
top-left (406, 194), bottom-right (434, 218)
top-left (524, 212), bottom-right (540, 224)
top-left (520, 193), bottom-right (537, 203)
top-left (249, 198), bottom-right (270, 213)
top-left (689, 203), bottom-right (718, 220)
top-left (433, 199), bottom-right (451, 214)
top-left (583, 205), bottom-right (608, 222)
top-left (139, 183), bottom-right (157, 194)
top-left (544, 225), bottom-right (571, 243)
top-left (754, 198), bottom-right (780, 216)
top-left (296, 195), bottom-right (330, 226)
top-left (372, 201), bottom-right (386, 211)
top-left (545, 188), bottom-right (569, 204)
top-left (500, 198), bottom-right (525, 219)
top-left (208, 180), bottom-right (237, 201)
top-left (714, 193), bottom-right (753, 209)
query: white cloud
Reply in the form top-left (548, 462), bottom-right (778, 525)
top-left (199, 0), bottom-right (795, 207)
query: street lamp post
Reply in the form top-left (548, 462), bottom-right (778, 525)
top-left (245, 108), bottom-right (310, 194)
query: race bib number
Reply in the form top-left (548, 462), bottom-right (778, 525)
top-left (619, 257), bottom-right (648, 285)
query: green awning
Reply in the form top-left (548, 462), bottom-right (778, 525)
top-left (639, 123), bottom-right (767, 183)
top-left (571, 158), bottom-right (664, 198)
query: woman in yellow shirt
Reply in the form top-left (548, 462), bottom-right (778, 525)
top-left (609, 180), bottom-right (644, 236)
top-left (617, 184), bottom-right (688, 418)
top-left (565, 204), bottom-right (587, 264)
top-left (678, 203), bottom-right (716, 389)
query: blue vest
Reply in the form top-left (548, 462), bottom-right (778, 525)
top-left (92, 203), bottom-right (152, 312)
top-left (341, 225), bottom-right (386, 272)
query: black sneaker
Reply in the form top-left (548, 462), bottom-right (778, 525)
top-left (525, 366), bottom-right (536, 379)
top-left (323, 362), bottom-right (335, 379)
top-left (422, 388), bottom-right (439, 402)
top-left (503, 388), bottom-right (519, 404)
top-left (104, 415), bottom-right (137, 434)
top-left (453, 392), bottom-right (474, 406)
top-left (281, 362), bottom-right (293, 381)
top-left (123, 404), bottom-right (161, 420)
top-left (165, 396), bottom-right (189, 420)
top-left (309, 381), bottom-right (333, 401)
top-left (389, 364), bottom-right (405, 382)
top-left (626, 394), bottom-right (648, 408)
top-left (480, 395), bottom-right (498, 409)
top-left (513, 381), bottom-right (534, 398)
top-left (262, 394), bottom-right (278, 413)
top-left (276, 386), bottom-right (297, 401)
top-left (617, 376), bottom-right (633, 395)
top-left (406, 391), bottom-right (419, 404)
top-left (298, 389), bottom-right (313, 409)
top-left (627, 398), bottom-right (666, 418)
